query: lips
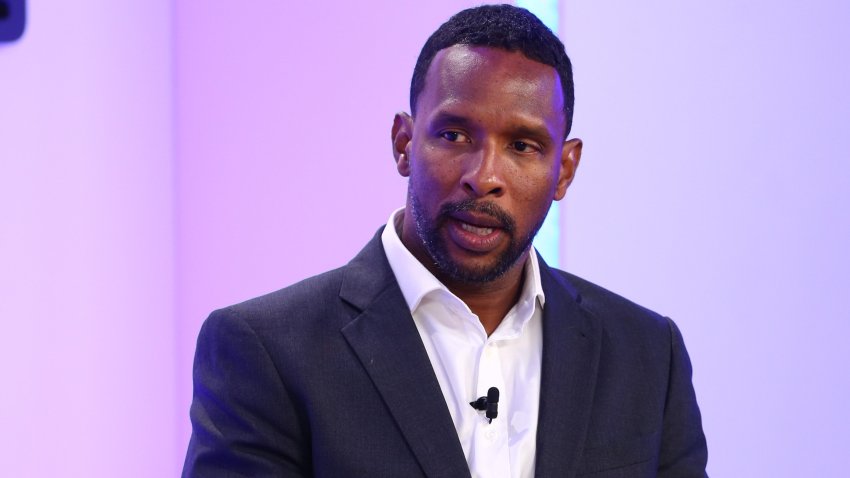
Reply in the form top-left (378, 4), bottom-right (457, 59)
top-left (450, 209), bottom-right (505, 228)
top-left (436, 200), bottom-right (515, 253)
top-left (447, 216), bottom-right (506, 253)
top-left (460, 222), bottom-right (494, 236)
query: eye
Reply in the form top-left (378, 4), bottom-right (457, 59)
top-left (440, 131), bottom-right (470, 143)
top-left (511, 141), bottom-right (541, 153)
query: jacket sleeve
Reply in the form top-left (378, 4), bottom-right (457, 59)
top-left (182, 309), bottom-right (311, 477)
top-left (657, 317), bottom-right (709, 477)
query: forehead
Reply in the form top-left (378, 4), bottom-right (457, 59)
top-left (417, 45), bottom-right (565, 133)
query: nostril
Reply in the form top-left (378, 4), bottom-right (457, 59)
top-left (463, 179), bottom-right (504, 198)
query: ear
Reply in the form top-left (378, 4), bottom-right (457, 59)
top-left (391, 112), bottom-right (414, 177)
top-left (554, 138), bottom-right (582, 201)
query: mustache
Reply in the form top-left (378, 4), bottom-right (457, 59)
top-left (438, 199), bottom-right (516, 233)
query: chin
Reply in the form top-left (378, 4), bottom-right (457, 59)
top-left (434, 247), bottom-right (528, 284)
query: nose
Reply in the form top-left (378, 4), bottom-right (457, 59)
top-left (461, 141), bottom-right (506, 198)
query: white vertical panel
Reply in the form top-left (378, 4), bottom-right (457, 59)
top-left (564, 1), bottom-right (850, 475)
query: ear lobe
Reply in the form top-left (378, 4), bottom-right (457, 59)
top-left (554, 138), bottom-right (582, 201)
top-left (392, 112), bottom-right (414, 177)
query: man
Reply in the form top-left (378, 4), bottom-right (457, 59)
top-left (183, 5), bottom-right (707, 477)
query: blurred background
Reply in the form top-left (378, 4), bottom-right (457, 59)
top-left (1, 0), bottom-right (847, 476)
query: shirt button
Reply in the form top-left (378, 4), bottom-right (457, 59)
top-left (485, 429), bottom-right (497, 440)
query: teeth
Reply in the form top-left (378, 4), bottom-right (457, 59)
top-left (461, 222), bottom-right (494, 235)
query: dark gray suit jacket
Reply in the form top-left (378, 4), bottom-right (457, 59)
top-left (183, 230), bottom-right (708, 477)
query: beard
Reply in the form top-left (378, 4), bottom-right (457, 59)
top-left (409, 190), bottom-right (545, 284)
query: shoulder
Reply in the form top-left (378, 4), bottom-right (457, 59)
top-left (547, 267), bottom-right (675, 343)
top-left (202, 265), bottom-right (354, 345)
top-left (225, 266), bottom-right (347, 319)
top-left (200, 231), bottom-right (395, 348)
top-left (563, 271), bottom-right (664, 319)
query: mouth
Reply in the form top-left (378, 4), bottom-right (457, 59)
top-left (447, 216), bottom-right (506, 253)
top-left (436, 200), bottom-right (515, 254)
top-left (459, 222), bottom-right (494, 236)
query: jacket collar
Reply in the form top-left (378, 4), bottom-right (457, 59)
top-left (338, 230), bottom-right (601, 477)
top-left (339, 229), bottom-right (472, 477)
top-left (534, 255), bottom-right (603, 477)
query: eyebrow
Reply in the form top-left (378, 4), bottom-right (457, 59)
top-left (429, 112), bottom-right (476, 129)
top-left (510, 124), bottom-right (554, 144)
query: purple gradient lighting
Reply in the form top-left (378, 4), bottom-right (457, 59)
top-left (1, 1), bottom-right (176, 476)
top-left (1, 1), bottom-right (847, 476)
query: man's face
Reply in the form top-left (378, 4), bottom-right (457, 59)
top-left (393, 45), bottom-right (581, 284)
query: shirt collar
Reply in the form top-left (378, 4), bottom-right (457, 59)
top-left (381, 207), bottom-right (546, 318)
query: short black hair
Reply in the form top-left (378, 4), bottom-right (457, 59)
top-left (410, 4), bottom-right (575, 136)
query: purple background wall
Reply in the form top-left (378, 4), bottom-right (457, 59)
top-left (0, 1), bottom-right (177, 476)
top-left (172, 0), bottom-right (489, 467)
top-left (2, 1), bottom-right (848, 476)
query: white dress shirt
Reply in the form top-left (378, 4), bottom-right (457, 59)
top-left (381, 208), bottom-right (544, 478)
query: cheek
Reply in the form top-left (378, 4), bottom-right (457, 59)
top-left (510, 164), bottom-right (558, 205)
top-left (410, 150), bottom-right (460, 193)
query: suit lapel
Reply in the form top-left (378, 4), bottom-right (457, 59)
top-left (339, 232), bottom-right (471, 478)
top-left (534, 259), bottom-right (602, 478)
